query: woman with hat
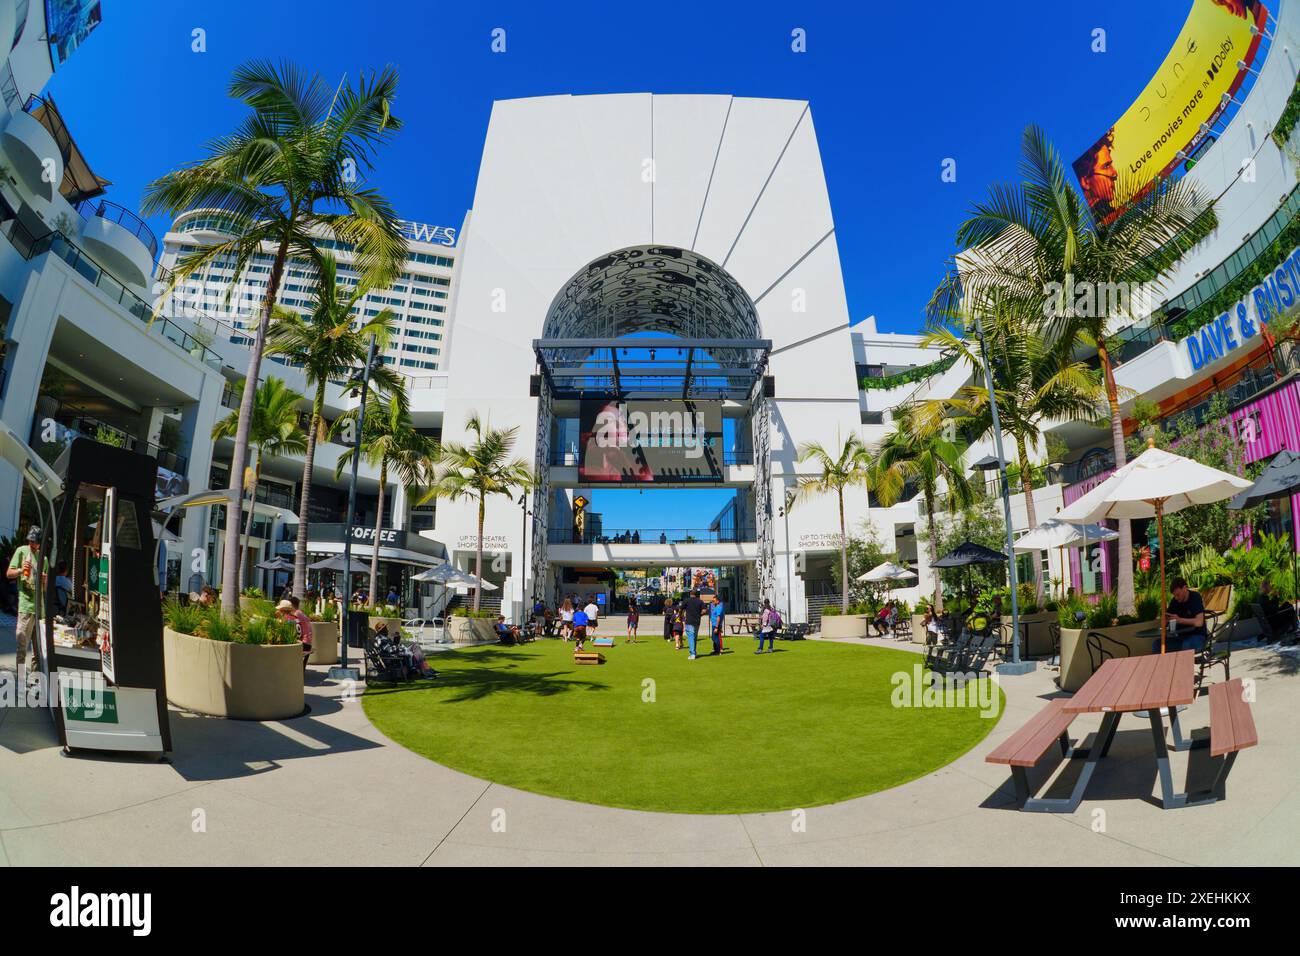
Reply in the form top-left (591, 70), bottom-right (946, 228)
top-left (276, 596), bottom-right (314, 671)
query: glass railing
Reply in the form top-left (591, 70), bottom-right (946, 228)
top-left (22, 95), bottom-right (71, 164)
top-left (79, 199), bottom-right (160, 259)
top-left (31, 400), bottom-right (190, 474)
top-left (24, 231), bottom-right (225, 371)
top-left (548, 527), bottom-right (754, 545)
top-left (548, 447), bottom-right (754, 467)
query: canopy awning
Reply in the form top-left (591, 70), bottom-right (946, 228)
top-left (305, 540), bottom-right (442, 568)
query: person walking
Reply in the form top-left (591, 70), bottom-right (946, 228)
top-left (756, 599), bottom-right (781, 654)
top-left (559, 597), bottom-right (574, 641)
top-left (6, 526), bottom-right (48, 687)
top-left (625, 596), bottom-right (640, 643)
top-left (709, 596), bottom-right (725, 655)
top-left (584, 594), bottom-right (600, 634)
top-left (662, 598), bottom-right (675, 642)
top-left (680, 588), bottom-right (706, 660)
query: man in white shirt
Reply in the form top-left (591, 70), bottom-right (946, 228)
top-left (584, 595), bottom-right (600, 631)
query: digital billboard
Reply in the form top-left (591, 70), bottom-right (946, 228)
top-left (578, 400), bottom-right (723, 482)
top-left (1073, 0), bottom-right (1267, 224)
top-left (45, 0), bottom-right (104, 66)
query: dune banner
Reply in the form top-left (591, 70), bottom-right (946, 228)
top-left (1073, 0), bottom-right (1268, 224)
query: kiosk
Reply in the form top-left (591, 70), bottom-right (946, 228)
top-left (38, 437), bottom-right (171, 755)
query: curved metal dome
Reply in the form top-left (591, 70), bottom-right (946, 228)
top-left (541, 245), bottom-right (760, 341)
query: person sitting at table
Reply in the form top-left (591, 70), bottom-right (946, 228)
top-left (1158, 578), bottom-right (1208, 654)
top-left (1257, 580), bottom-right (1297, 638)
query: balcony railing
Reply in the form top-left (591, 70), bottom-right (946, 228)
top-left (23, 231), bottom-right (225, 370)
top-left (23, 95), bottom-right (72, 165)
top-left (79, 199), bottom-right (159, 259)
top-left (548, 527), bottom-right (753, 545)
top-left (32, 401), bottom-right (190, 474)
top-left (548, 448), bottom-right (755, 467)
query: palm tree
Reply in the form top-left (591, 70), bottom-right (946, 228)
top-left (419, 413), bottom-right (534, 612)
top-left (931, 125), bottom-right (1213, 615)
top-left (211, 376), bottom-right (307, 593)
top-left (144, 60), bottom-right (407, 615)
top-left (874, 404), bottom-right (974, 613)
top-left (334, 395), bottom-right (434, 608)
top-left (265, 254), bottom-right (407, 597)
top-left (924, 300), bottom-right (1104, 602)
top-left (790, 433), bottom-right (873, 615)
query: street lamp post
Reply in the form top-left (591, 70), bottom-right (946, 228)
top-left (972, 313), bottom-right (1035, 676)
top-left (328, 333), bottom-right (379, 682)
top-left (779, 483), bottom-right (795, 625)
top-left (519, 491), bottom-right (530, 618)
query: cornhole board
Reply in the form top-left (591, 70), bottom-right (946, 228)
top-left (591, 636), bottom-right (615, 647)
top-left (574, 651), bottom-right (605, 665)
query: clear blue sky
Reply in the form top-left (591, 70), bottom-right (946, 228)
top-left (49, 0), bottom-right (1194, 334)
top-left (43, 1), bottom-right (1194, 532)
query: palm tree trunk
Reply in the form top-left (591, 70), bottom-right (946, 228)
top-left (838, 489), bottom-right (849, 614)
top-left (925, 489), bottom-right (943, 614)
top-left (221, 236), bottom-right (289, 616)
top-left (473, 493), bottom-right (485, 613)
top-left (1097, 341), bottom-right (1134, 616)
top-left (1016, 436), bottom-right (1044, 605)
top-left (369, 459), bottom-right (386, 609)
top-left (238, 449), bottom-right (261, 595)
top-left (292, 384), bottom-right (325, 599)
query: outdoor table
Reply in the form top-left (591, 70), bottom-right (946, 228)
top-left (1063, 650), bottom-right (1199, 809)
top-left (732, 615), bottom-right (758, 635)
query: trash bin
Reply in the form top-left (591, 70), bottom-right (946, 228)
top-left (344, 609), bottom-right (369, 648)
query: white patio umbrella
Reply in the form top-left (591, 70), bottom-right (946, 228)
top-left (1058, 443), bottom-right (1252, 652)
top-left (1013, 518), bottom-right (1119, 599)
top-left (857, 561), bottom-right (918, 583)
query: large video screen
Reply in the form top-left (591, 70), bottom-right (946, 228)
top-left (1072, 0), bottom-right (1266, 224)
top-left (578, 400), bottom-right (723, 482)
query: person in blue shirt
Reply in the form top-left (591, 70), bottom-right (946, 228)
top-left (572, 606), bottom-right (590, 651)
top-left (709, 597), bottom-right (725, 655)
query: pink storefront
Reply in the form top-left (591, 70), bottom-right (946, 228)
top-left (1065, 377), bottom-right (1300, 594)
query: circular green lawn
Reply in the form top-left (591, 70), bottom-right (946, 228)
top-left (362, 637), bottom-right (1003, 814)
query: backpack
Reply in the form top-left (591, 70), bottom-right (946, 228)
top-left (769, 608), bottom-right (782, 628)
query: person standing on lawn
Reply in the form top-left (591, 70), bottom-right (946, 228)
top-left (571, 603), bottom-right (590, 651)
top-left (625, 596), bottom-right (640, 643)
top-left (709, 596), bottom-right (725, 655)
top-left (680, 588), bottom-right (706, 660)
top-left (583, 594), bottom-right (600, 634)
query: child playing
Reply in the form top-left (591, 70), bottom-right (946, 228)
top-left (572, 604), bottom-right (590, 651)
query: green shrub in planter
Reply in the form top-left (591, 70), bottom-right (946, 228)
top-left (822, 605), bottom-right (841, 617)
top-left (241, 586), bottom-right (265, 598)
top-left (1057, 594), bottom-right (1088, 629)
top-left (1085, 593), bottom-right (1119, 629)
top-left (162, 599), bottom-right (204, 635)
top-left (203, 615), bottom-right (235, 643)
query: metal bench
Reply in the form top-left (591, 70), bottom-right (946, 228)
top-left (986, 698), bottom-right (1090, 812)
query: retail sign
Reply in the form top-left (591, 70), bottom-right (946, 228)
top-left (456, 534), bottom-right (509, 552)
top-left (347, 527), bottom-right (400, 544)
top-left (797, 532), bottom-right (843, 551)
top-left (1179, 245), bottom-right (1300, 371)
top-left (401, 221), bottom-right (457, 247)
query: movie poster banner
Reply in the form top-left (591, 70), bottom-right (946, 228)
top-left (1073, 0), bottom-right (1267, 224)
top-left (578, 400), bottom-right (723, 482)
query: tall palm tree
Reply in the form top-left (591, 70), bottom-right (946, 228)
top-left (144, 60), bottom-right (407, 615)
top-left (419, 413), bottom-right (534, 612)
top-left (211, 376), bottom-right (307, 593)
top-left (924, 300), bottom-right (1104, 602)
top-left (265, 254), bottom-right (406, 597)
top-left (790, 433), bottom-right (873, 615)
top-left (334, 395), bottom-right (434, 608)
top-left (874, 404), bottom-right (974, 613)
top-left (931, 125), bottom-right (1213, 614)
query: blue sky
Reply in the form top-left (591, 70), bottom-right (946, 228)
top-left (44, 0), bottom-right (1195, 530)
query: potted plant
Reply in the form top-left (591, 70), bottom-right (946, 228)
top-left (817, 601), bottom-right (871, 639)
top-left (1057, 591), bottom-right (1165, 691)
top-left (308, 601), bottom-right (340, 665)
top-left (445, 606), bottom-right (500, 643)
top-left (239, 585), bottom-right (266, 615)
top-left (162, 600), bottom-right (305, 720)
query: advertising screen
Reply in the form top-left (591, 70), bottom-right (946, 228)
top-left (578, 400), bottom-right (723, 482)
top-left (1072, 0), bottom-right (1267, 224)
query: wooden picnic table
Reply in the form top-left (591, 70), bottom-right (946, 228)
top-left (731, 615), bottom-right (759, 635)
top-left (1062, 650), bottom-right (1200, 809)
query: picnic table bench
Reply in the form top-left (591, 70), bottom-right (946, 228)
top-left (987, 651), bottom-right (1257, 812)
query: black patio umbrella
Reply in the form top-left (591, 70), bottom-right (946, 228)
top-left (1228, 448), bottom-right (1300, 600)
top-left (255, 556), bottom-right (294, 571)
top-left (933, 541), bottom-right (1010, 606)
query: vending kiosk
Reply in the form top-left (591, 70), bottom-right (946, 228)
top-left (39, 438), bottom-right (171, 755)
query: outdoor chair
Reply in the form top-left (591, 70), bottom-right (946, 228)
top-left (1084, 630), bottom-right (1130, 675)
top-left (365, 637), bottom-right (411, 684)
top-left (1047, 622), bottom-right (1061, 665)
top-left (783, 622), bottom-right (809, 641)
top-left (925, 630), bottom-right (973, 672)
top-left (1196, 614), bottom-right (1245, 688)
top-left (893, 618), bottom-right (912, 641)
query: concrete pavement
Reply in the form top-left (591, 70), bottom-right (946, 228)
top-left (3, 613), bottom-right (1299, 866)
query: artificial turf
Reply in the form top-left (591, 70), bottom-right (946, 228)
top-left (362, 635), bottom-right (1003, 814)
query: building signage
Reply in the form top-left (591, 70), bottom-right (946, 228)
top-left (456, 534), bottom-right (509, 552)
top-left (1179, 245), bottom-right (1300, 371)
top-left (307, 524), bottom-right (445, 559)
top-left (401, 221), bottom-right (457, 247)
top-left (797, 532), bottom-right (843, 551)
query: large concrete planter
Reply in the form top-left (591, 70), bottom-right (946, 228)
top-left (446, 617), bottom-right (499, 644)
top-left (910, 614), bottom-right (930, 645)
top-left (308, 621), bottom-right (339, 665)
top-left (1059, 621), bottom-right (1160, 692)
top-left (163, 627), bottom-right (304, 720)
top-left (818, 613), bottom-right (869, 638)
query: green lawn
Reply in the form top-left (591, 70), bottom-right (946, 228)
top-left (362, 636), bottom-right (1003, 814)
